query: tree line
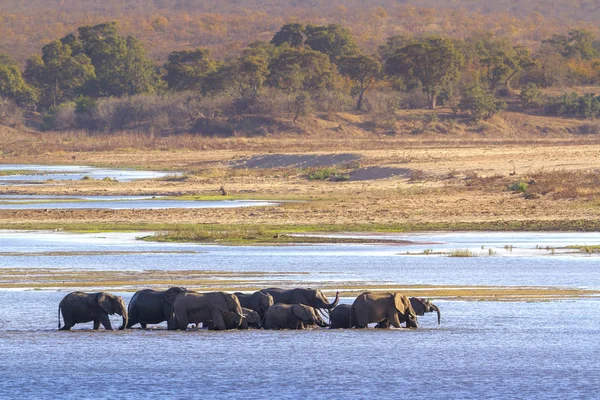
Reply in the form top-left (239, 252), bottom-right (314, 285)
top-left (1, 21), bottom-right (600, 131)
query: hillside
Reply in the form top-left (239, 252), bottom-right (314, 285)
top-left (1, 0), bottom-right (598, 63)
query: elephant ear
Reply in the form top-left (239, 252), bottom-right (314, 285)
top-left (292, 305), bottom-right (311, 321)
top-left (165, 287), bottom-right (185, 305)
top-left (96, 292), bottom-right (115, 315)
top-left (290, 289), bottom-right (309, 305)
top-left (393, 293), bottom-right (410, 314)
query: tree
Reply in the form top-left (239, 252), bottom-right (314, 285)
top-left (543, 29), bottom-right (598, 60)
top-left (268, 48), bottom-right (337, 95)
top-left (0, 53), bottom-right (38, 107)
top-left (386, 37), bottom-right (463, 109)
top-left (203, 43), bottom-right (274, 98)
top-left (24, 40), bottom-right (95, 108)
top-left (304, 24), bottom-right (358, 63)
top-left (458, 84), bottom-right (505, 121)
top-left (475, 35), bottom-right (535, 91)
top-left (337, 54), bottom-right (380, 110)
top-left (271, 23), bottom-right (305, 48)
top-left (78, 22), bottom-right (160, 97)
top-left (164, 48), bottom-right (218, 91)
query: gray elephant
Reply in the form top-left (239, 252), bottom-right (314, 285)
top-left (126, 287), bottom-right (187, 329)
top-left (329, 304), bottom-right (355, 329)
top-left (375, 297), bottom-right (441, 328)
top-left (262, 288), bottom-right (339, 320)
top-left (58, 291), bottom-right (128, 331)
top-left (169, 291), bottom-right (244, 331)
top-left (234, 291), bottom-right (274, 322)
top-left (264, 303), bottom-right (328, 330)
top-left (351, 292), bottom-right (418, 329)
top-left (204, 307), bottom-right (262, 330)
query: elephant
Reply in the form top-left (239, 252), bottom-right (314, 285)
top-left (375, 297), bottom-right (441, 328)
top-left (234, 291), bottom-right (274, 322)
top-left (126, 287), bottom-right (187, 329)
top-left (264, 303), bottom-right (328, 330)
top-left (351, 292), bottom-right (418, 329)
top-left (261, 288), bottom-right (339, 320)
top-left (204, 307), bottom-right (262, 330)
top-left (58, 291), bottom-right (128, 331)
top-left (329, 304), bottom-right (355, 329)
top-left (169, 291), bottom-right (244, 331)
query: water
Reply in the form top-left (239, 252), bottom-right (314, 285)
top-left (0, 164), bottom-right (178, 184)
top-left (0, 231), bottom-right (598, 288)
top-left (0, 195), bottom-right (279, 210)
top-left (1, 231), bottom-right (599, 398)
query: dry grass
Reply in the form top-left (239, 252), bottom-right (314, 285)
top-left (3, 268), bottom-right (598, 301)
top-left (526, 170), bottom-right (600, 200)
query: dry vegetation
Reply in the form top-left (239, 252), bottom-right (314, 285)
top-left (1, 0), bottom-right (598, 64)
top-left (1, 108), bottom-right (600, 235)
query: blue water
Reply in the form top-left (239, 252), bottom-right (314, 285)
top-left (0, 164), bottom-right (178, 184)
top-left (0, 231), bottom-right (599, 398)
top-left (0, 195), bottom-right (279, 210)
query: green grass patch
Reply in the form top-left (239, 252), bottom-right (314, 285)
top-left (447, 249), bottom-right (476, 257)
top-left (0, 170), bottom-right (41, 176)
top-left (509, 181), bottom-right (528, 192)
top-left (565, 245), bottom-right (600, 253)
top-left (306, 167), bottom-right (349, 181)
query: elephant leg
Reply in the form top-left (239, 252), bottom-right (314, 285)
top-left (99, 314), bottom-right (113, 330)
top-left (93, 319), bottom-right (101, 330)
top-left (60, 321), bottom-right (74, 331)
top-left (210, 310), bottom-right (226, 331)
top-left (389, 314), bottom-right (401, 329)
top-left (176, 315), bottom-right (189, 331)
top-left (376, 319), bottom-right (390, 329)
top-left (140, 323), bottom-right (147, 329)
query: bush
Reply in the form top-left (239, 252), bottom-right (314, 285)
top-left (306, 167), bottom-right (349, 181)
top-left (458, 85), bottom-right (505, 121)
top-left (42, 102), bottom-right (77, 130)
top-left (544, 92), bottom-right (600, 119)
top-left (509, 181), bottom-right (528, 192)
top-left (0, 97), bottom-right (23, 127)
top-left (520, 84), bottom-right (545, 109)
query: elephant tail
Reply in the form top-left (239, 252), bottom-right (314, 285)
top-left (57, 301), bottom-right (62, 329)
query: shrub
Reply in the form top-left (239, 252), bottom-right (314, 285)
top-left (0, 97), bottom-right (23, 126)
top-left (42, 102), bottom-right (77, 130)
top-left (520, 84), bottom-right (545, 109)
top-left (544, 92), bottom-right (600, 119)
top-left (509, 181), bottom-right (528, 192)
top-left (458, 85), bottom-right (505, 121)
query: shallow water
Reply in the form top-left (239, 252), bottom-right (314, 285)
top-left (0, 231), bottom-right (599, 288)
top-left (1, 230), bottom-right (600, 398)
top-left (0, 195), bottom-right (279, 210)
top-left (0, 291), bottom-right (598, 399)
top-left (0, 164), bottom-right (177, 184)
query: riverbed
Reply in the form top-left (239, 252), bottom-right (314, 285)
top-left (0, 230), bottom-right (599, 398)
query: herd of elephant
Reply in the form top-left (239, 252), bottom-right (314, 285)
top-left (57, 287), bottom-right (441, 331)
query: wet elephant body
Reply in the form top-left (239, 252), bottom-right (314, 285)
top-left (205, 307), bottom-right (262, 330)
top-left (264, 303), bottom-right (328, 330)
top-left (170, 291), bottom-right (244, 331)
top-left (262, 288), bottom-right (339, 323)
top-left (127, 287), bottom-right (187, 329)
top-left (234, 291), bottom-right (274, 322)
top-left (58, 291), bottom-right (128, 331)
top-left (351, 292), bottom-right (418, 329)
top-left (329, 304), bottom-right (356, 329)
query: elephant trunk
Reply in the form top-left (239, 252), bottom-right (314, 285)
top-left (321, 291), bottom-right (340, 309)
top-left (431, 304), bottom-right (441, 325)
top-left (119, 304), bottom-right (128, 330)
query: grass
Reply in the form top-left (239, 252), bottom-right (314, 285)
top-left (306, 167), bottom-right (350, 181)
top-left (508, 181), bottom-right (528, 193)
top-left (1, 220), bottom-right (600, 243)
top-left (447, 249), bottom-right (476, 257)
top-left (565, 245), bottom-right (600, 253)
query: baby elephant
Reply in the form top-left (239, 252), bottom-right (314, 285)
top-left (58, 291), bottom-right (128, 330)
top-left (204, 307), bottom-right (263, 330)
top-left (264, 303), bottom-right (328, 330)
